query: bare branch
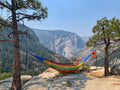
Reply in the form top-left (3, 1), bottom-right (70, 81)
top-left (0, 39), bottom-right (14, 42)
top-left (0, 1), bottom-right (11, 10)
top-left (8, 31), bottom-right (13, 39)
top-left (6, 16), bottom-right (12, 22)
top-left (18, 31), bottom-right (33, 39)
top-left (16, 16), bottom-right (28, 22)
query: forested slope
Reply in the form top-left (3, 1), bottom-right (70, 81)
top-left (0, 24), bottom-right (70, 76)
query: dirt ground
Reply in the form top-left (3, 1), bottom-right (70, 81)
top-left (84, 66), bottom-right (120, 90)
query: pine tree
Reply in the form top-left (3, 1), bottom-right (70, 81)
top-left (86, 17), bottom-right (120, 76)
top-left (0, 0), bottom-right (48, 89)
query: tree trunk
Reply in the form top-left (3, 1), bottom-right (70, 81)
top-left (11, 39), bottom-right (21, 90)
top-left (104, 46), bottom-right (109, 76)
top-left (11, 0), bottom-right (21, 89)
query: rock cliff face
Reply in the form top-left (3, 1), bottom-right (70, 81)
top-left (22, 68), bottom-right (120, 90)
top-left (74, 45), bottom-right (120, 66)
top-left (32, 29), bottom-right (85, 58)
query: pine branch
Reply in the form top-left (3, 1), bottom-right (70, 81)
top-left (0, 1), bottom-right (11, 10)
top-left (8, 32), bottom-right (13, 39)
top-left (16, 12), bottom-right (43, 22)
top-left (15, 4), bottom-right (31, 10)
top-left (16, 16), bottom-right (28, 22)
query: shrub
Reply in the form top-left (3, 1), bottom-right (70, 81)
top-left (81, 64), bottom-right (91, 72)
top-left (0, 72), bottom-right (12, 80)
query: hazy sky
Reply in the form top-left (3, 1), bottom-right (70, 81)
top-left (5, 0), bottom-right (120, 36)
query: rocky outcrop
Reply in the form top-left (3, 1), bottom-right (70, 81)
top-left (22, 68), bottom-right (91, 90)
top-left (0, 75), bottom-right (32, 90)
top-left (110, 64), bottom-right (120, 75)
top-left (2, 67), bottom-right (120, 90)
top-left (32, 29), bottom-right (85, 58)
top-left (22, 67), bottom-right (120, 90)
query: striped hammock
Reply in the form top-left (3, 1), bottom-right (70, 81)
top-left (29, 52), bottom-right (96, 74)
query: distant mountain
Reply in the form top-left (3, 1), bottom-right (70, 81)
top-left (81, 36), bottom-right (91, 43)
top-left (0, 24), bottom-right (70, 75)
top-left (32, 29), bottom-right (85, 58)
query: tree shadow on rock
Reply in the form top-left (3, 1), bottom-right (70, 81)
top-left (22, 73), bottom-right (93, 90)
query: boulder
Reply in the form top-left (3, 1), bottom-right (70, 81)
top-left (110, 64), bottom-right (120, 75)
top-left (0, 75), bottom-right (32, 90)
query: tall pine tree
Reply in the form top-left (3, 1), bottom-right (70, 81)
top-left (0, 0), bottom-right (48, 89)
top-left (86, 17), bottom-right (120, 76)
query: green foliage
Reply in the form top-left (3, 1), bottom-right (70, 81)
top-left (71, 57), bottom-right (78, 62)
top-left (86, 17), bottom-right (120, 47)
top-left (0, 67), bottom-right (2, 73)
top-left (0, 72), bottom-right (12, 80)
top-left (81, 64), bottom-right (91, 72)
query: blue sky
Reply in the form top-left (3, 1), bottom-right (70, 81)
top-left (3, 0), bottom-right (120, 36)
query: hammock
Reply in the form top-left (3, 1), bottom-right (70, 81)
top-left (28, 51), bottom-right (96, 74)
